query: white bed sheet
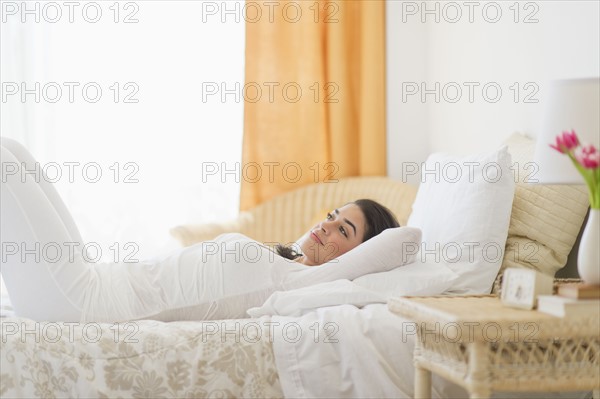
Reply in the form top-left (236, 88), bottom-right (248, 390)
top-left (271, 303), bottom-right (593, 399)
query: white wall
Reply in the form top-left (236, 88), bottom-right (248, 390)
top-left (387, 0), bottom-right (600, 183)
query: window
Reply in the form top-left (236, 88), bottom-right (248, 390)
top-left (1, 1), bottom-right (245, 261)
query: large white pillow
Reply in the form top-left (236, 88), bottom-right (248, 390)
top-left (353, 260), bottom-right (459, 297)
top-left (247, 261), bottom-right (458, 317)
top-left (247, 280), bottom-right (384, 317)
top-left (407, 146), bottom-right (515, 294)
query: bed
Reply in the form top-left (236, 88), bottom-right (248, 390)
top-left (0, 297), bottom-right (594, 398)
top-left (1, 134), bottom-right (594, 398)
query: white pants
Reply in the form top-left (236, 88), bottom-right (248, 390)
top-left (1, 137), bottom-right (88, 321)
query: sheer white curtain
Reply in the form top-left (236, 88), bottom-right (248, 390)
top-left (1, 1), bottom-right (245, 263)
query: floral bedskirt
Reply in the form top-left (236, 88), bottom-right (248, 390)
top-left (0, 316), bottom-right (283, 398)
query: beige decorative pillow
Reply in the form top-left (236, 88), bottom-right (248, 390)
top-left (498, 133), bottom-right (589, 283)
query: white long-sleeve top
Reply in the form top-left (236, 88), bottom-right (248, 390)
top-left (81, 228), bottom-right (420, 322)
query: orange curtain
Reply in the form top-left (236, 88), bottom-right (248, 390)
top-left (240, 0), bottom-right (386, 211)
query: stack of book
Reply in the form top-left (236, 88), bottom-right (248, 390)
top-left (537, 284), bottom-right (600, 317)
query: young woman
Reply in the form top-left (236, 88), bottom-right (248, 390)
top-left (1, 138), bottom-right (418, 323)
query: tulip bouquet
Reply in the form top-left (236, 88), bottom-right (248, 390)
top-left (550, 129), bottom-right (600, 208)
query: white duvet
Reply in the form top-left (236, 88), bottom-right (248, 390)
top-left (270, 303), bottom-right (592, 399)
top-left (271, 303), bottom-right (465, 398)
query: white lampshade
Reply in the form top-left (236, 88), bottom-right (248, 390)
top-left (533, 78), bottom-right (600, 184)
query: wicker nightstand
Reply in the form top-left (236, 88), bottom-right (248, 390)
top-left (388, 295), bottom-right (600, 399)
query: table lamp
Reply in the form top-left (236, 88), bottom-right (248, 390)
top-left (533, 77), bottom-right (600, 285)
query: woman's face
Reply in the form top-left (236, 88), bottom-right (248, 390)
top-left (296, 203), bottom-right (367, 266)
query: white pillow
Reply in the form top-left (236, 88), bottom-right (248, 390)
top-left (407, 146), bottom-right (515, 294)
top-left (247, 280), bottom-right (384, 317)
top-left (247, 261), bottom-right (458, 317)
top-left (353, 260), bottom-right (459, 297)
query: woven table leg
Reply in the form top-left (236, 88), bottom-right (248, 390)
top-left (466, 342), bottom-right (492, 399)
top-left (414, 364), bottom-right (431, 399)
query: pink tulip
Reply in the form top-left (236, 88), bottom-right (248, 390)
top-left (549, 129), bottom-right (580, 153)
top-left (575, 144), bottom-right (600, 169)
